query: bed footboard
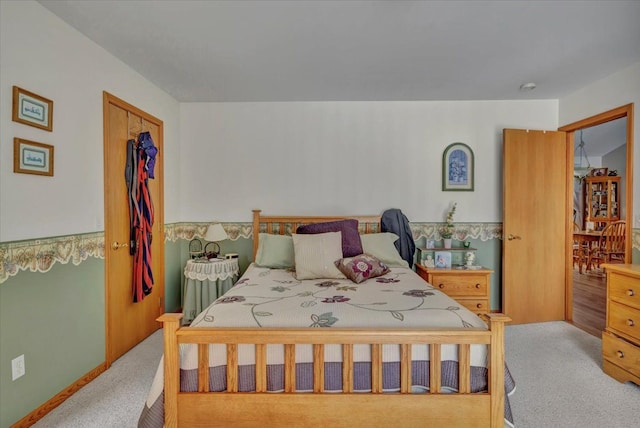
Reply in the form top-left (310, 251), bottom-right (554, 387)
top-left (157, 313), bottom-right (510, 428)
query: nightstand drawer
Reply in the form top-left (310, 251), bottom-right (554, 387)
top-left (609, 272), bottom-right (640, 311)
top-left (608, 301), bottom-right (640, 341)
top-left (430, 274), bottom-right (488, 297)
top-left (459, 299), bottom-right (489, 314)
top-left (603, 331), bottom-right (640, 378)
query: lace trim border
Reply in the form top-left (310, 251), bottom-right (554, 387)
top-left (1, 224), bottom-right (638, 284)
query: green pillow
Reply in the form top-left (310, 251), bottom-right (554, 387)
top-left (360, 233), bottom-right (409, 268)
top-left (254, 233), bottom-right (295, 269)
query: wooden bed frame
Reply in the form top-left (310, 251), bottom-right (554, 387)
top-left (157, 209), bottom-right (511, 427)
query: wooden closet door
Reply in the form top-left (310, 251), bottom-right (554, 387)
top-left (103, 92), bottom-right (165, 364)
top-left (502, 129), bottom-right (566, 324)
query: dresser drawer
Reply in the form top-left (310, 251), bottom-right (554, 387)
top-left (602, 331), bottom-right (640, 379)
top-left (609, 272), bottom-right (640, 311)
top-left (430, 274), bottom-right (488, 297)
top-left (608, 301), bottom-right (640, 341)
top-left (459, 299), bottom-right (489, 315)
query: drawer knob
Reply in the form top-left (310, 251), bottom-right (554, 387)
top-left (475, 283), bottom-right (481, 289)
top-left (628, 289), bottom-right (635, 297)
top-left (438, 284), bottom-right (445, 289)
top-left (476, 303), bottom-right (482, 309)
top-left (617, 350), bottom-right (625, 359)
top-left (627, 319), bottom-right (635, 327)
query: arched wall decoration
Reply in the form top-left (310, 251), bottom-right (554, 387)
top-left (442, 142), bottom-right (474, 191)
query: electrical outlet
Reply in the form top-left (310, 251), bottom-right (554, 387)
top-left (12, 355), bottom-right (25, 381)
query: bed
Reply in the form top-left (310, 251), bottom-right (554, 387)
top-left (139, 210), bottom-right (515, 427)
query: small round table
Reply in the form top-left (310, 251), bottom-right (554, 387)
top-left (182, 258), bottom-right (239, 324)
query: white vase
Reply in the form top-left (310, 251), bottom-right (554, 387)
top-left (443, 238), bottom-right (452, 249)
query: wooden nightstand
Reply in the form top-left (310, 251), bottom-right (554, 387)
top-left (415, 264), bottom-right (492, 315)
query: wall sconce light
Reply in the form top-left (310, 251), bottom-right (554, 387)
top-left (204, 223), bottom-right (228, 259)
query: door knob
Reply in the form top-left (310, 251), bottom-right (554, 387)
top-left (111, 241), bottom-right (129, 250)
top-left (507, 234), bottom-right (522, 241)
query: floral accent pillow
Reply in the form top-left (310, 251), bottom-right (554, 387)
top-left (334, 254), bottom-right (390, 284)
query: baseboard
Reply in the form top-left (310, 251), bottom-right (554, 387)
top-left (11, 362), bottom-right (107, 428)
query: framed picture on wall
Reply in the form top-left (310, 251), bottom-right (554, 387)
top-left (13, 138), bottom-right (54, 176)
top-left (442, 142), bottom-right (474, 191)
top-left (12, 86), bottom-right (54, 132)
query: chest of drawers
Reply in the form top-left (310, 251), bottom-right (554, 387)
top-left (414, 264), bottom-right (492, 315)
top-left (601, 264), bottom-right (640, 385)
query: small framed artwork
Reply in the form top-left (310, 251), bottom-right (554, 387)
top-left (12, 86), bottom-right (53, 132)
top-left (434, 251), bottom-right (452, 268)
top-left (13, 138), bottom-right (54, 176)
top-left (426, 239), bottom-right (435, 249)
top-left (442, 142), bottom-right (474, 191)
top-left (590, 167), bottom-right (608, 177)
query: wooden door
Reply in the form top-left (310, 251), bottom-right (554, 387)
top-left (503, 129), bottom-right (566, 324)
top-left (103, 92), bottom-right (165, 364)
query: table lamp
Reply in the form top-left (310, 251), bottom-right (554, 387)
top-left (204, 223), bottom-right (228, 259)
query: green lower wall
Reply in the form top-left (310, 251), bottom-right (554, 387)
top-left (0, 258), bottom-right (105, 428)
top-left (164, 240), bottom-right (184, 313)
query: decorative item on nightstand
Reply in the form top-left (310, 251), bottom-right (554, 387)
top-left (440, 202), bottom-right (456, 248)
top-left (204, 223), bottom-right (228, 259)
top-left (189, 238), bottom-right (204, 259)
top-left (435, 251), bottom-right (452, 268)
top-left (423, 254), bottom-right (435, 268)
top-left (465, 251), bottom-right (475, 267)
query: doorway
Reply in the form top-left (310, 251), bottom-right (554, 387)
top-left (103, 92), bottom-right (165, 365)
top-left (559, 104), bottom-right (634, 335)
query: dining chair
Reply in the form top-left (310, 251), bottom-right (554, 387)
top-left (589, 220), bottom-right (626, 270)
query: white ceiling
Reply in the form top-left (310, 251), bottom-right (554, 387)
top-left (578, 117), bottom-right (627, 158)
top-left (39, 0), bottom-right (640, 103)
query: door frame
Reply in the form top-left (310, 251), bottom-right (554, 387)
top-left (558, 103), bottom-right (634, 321)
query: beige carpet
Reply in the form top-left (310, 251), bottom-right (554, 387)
top-left (506, 321), bottom-right (639, 428)
top-left (33, 321), bottom-right (639, 427)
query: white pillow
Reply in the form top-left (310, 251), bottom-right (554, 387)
top-left (292, 232), bottom-right (346, 280)
top-left (360, 233), bottom-right (409, 268)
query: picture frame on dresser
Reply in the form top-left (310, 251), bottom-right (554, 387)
top-left (435, 251), bottom-right (452, 268)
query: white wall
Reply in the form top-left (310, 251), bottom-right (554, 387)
top-left (0, 1), bottom-right (181, 242)
top-left (560, 61), bottom-right (640, 228)
top-left (180, 100), bottom-right (558, 223)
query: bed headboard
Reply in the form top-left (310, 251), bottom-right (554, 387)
top-left (252, 209), bottom-right (381, 259)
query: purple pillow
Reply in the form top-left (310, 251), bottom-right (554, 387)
top-left (296, 219), bottom-right (363, 257)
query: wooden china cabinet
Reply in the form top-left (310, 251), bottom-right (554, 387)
top-left (584, 175), bottom-right (620, 231)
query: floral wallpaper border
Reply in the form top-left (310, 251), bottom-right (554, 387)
top-left (2, 224), bottom-right (639, 284)
top-left (0, 232), bottom-right (105, 284)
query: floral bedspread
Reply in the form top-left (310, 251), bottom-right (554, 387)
top-left (138, 264), bottom-right (515, 427)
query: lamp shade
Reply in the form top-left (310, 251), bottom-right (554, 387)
top-left (204, 223), bottom-right (228, 242)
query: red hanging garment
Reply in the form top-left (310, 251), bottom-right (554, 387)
top-left (131, 131), bottom-right (157, 302)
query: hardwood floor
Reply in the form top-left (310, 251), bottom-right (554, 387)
top-left (571, 267), bottom-right (606, 338)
